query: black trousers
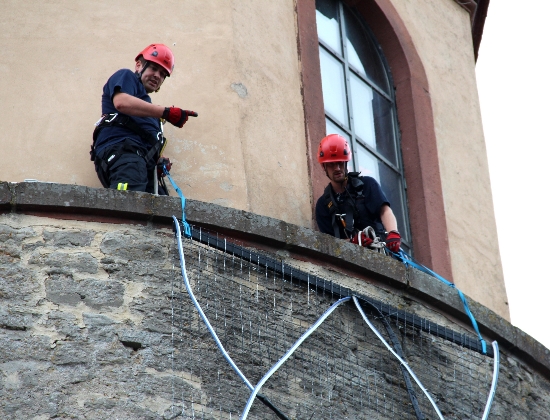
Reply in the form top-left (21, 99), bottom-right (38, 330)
top-left (95, 141), bottom-right (167, 195)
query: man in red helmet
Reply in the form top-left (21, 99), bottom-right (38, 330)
top-left (90, 44), bottom-right (198, 194)
top-left (315, 134), bottom-right (402, 253)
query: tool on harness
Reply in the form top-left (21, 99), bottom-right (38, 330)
top-left (324, 172), bottom-right (384, 240)
top-left (335, 213), bottom-right (347, 229)
top-left (90, 113), bottom-right (167, 181)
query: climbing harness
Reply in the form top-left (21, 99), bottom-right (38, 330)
top-left (90, 113), bottom-right (167, 179)
top-left (323, 173), bottom-right (385, 240)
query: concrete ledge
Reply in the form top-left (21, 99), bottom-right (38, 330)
top-left (2, 181), bottom-right (549, 377)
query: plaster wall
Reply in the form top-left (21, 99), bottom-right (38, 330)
top-left (0, 0), bottom-right (310, 226)
top-left (386, 0), bottom-right (508, 318)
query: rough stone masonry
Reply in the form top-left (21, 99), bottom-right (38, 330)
top-left (1, 210), bottom-right (550, 418)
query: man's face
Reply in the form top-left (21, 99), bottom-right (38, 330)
top-left (136, 61), bottom-right (168, 93)
top-left (324, 161), bottom-right (347, 183)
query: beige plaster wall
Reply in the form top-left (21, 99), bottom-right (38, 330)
top-left (389, 0), bottom-right (509, 319)
top-left (0, 0), bottom-right (311, 227)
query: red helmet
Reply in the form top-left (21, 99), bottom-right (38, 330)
top-left (317, 134), bottom-right (352, 164)
top-left (135, 44), bottom-right (175, 76)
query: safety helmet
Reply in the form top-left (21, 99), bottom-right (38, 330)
top-left (135, 44), bottom-right (175, 76)
top-left (317, 134), bottom-right (352, 164)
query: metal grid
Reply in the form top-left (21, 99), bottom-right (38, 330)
top-left (169, 229), bottom-right (494, 419)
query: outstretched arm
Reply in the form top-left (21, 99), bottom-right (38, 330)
top-left (380, 204), bottom-right (398, 232)
top-left (113, 92), bottom-right (164, 118)
top-left (113, 92), bottom-right (197, 128)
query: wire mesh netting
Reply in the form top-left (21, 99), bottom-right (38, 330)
top-left (168, 226), bottom-right (495, 419)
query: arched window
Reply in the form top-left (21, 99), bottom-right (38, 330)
top-left (316, 0), bottom-right (411, 251)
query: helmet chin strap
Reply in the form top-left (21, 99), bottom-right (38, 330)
top-left (135, 61), bottom-right (162, 92)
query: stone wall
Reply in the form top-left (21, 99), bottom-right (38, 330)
top-left (1, 183), bottom-right (549, 418)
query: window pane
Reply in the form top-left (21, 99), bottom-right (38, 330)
top-left (356, 145), bottom-right (379, 182)
top-left (349, 73), bottom-right (375, 149)
top-left (372, 90), bottom-right (398, 165)
top-left (315, 0), bottom-right (342, 56)
top-left (326, 118), bottom-right (350, 142)
top-left (319, 47), bottom-right (349, 128)
top-left (378, 161), bottom-right (408, 242)
top-left (344, 7), bottom-right (390, 93)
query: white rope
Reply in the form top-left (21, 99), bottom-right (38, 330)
top-left (352, 296), bottom-right (445, 420)
top-left (481, 341), bottom-right (500, 420)
top-left (240, 297), bottom-right (352, 419)
top-left (358, 226), bottom-right (386, 251)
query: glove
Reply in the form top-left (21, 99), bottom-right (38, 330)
top-left (385, 230), bottom-right (401, 253)
top-left (157, 157), bottom-right (172, 177)
top-left (350, 232), bottom-right (373, 247)
top-left (162, 107), bottom-right (198, 128)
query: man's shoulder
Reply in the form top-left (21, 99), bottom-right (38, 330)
top-left (107, 68), bottom-right (136, 81)
top-left (357, 175), bottom-right (380, 186)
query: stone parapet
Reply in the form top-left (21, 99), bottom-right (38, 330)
top-left (1, 180), bottom-right (549, 380)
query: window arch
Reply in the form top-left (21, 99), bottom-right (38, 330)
top-left (316, 0), bottom-right (411, 251)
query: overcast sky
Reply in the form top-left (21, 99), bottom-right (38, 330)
top-left (476, 1), bottom-right (550, 349)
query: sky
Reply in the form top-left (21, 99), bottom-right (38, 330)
top-left (475, 1), bottom-right (550, 349)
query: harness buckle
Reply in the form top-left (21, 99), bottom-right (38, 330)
top-left (104, 113), bottom-right (118, 123)
top-left (335, 213), bottom-right (346, 229)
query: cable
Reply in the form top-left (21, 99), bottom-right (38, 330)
top-left (359, 299), bottom-right (425, 420)
top-left (240, 296), bottom-right (352, 420)
top-left (165, 168), bottom-right (191, 238)
top-left (173, 216), bottom-right (290, 420)
top-left (391, 249), bottom-right (487, 355)
top-left (353, 296), bottom-right (445, 419)
top-left (482, 341), bottom-right (500, 420)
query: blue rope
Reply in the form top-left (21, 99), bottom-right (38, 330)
top-left (390, 248), bottom-right (487, 355)
top-left (163, 166), bottom-right (192, 238)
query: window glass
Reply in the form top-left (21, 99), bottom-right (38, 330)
top-left (316, 0), bottom-right (411, 248)
top-left (319, 47), bottom-right (349, 127)
top-left (378, 160), bottom-right (408, 243)
top-left (326, 118), bottom-right (350, 143)
top-left (349, 73), bottom-right (375, 148)
top-left (343, 7), bottom-right (389, 93)
top-left (371, 90), bottom-right (398, 165)
top-left (356, 145), bottom-right (380, 182)
top-left (315, 7), bottom-right (341, 55)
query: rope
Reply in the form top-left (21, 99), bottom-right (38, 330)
top-left (172, 216), bottom-right (290, 420)
top-left (359, 299), bottom-right (425, 420)
top-left (482, 341), bottom-right (500, 420)
top-left (164, 167), bottom-right (191, 238)
top-left (353, 296), bottom-right (444, 419)
top-left (360, 226), bottom-right (386, 250)
top-left (390, 249), bottom-right (488, 355)
top-left (240, 297), bottom-right (352, 420)
top-left (173, 217), bottom-right (498, 418)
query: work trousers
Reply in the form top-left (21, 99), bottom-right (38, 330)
top-left (95, 141), bottom-right (167, 195)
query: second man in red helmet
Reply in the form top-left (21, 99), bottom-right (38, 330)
top-left (315, 134), bottom-right (402, 253)
top-left (91, 44), bottom-right (197, 194)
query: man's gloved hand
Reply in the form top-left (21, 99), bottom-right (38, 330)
top-left (350, 232), bottom-right (373, 247)
top-left (385, 230), bottom-right (401, 253)
top-left (157, 157), bottom-right (172, 177)
top-left (162, 107), bottom-right (198, 128)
